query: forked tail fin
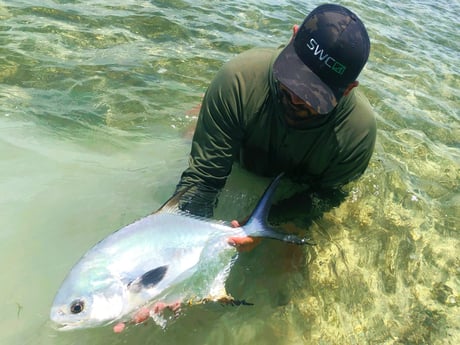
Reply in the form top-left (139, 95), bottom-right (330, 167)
top-left (245, 172), bottom-right (284, 227)
top-left (243, 173), bottom-right (314, 245)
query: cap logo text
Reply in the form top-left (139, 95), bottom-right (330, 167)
top-left (306, 38), bottom-right (346, 75)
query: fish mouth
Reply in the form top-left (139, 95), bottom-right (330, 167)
top-left (49, 312), bottom-right (86, 331)
top-left (56, 324), bottom-right (77, 331)
top-left (49, 318), bottom-right (84, 331)
top-left (50, 313), bottom-right (115, 331)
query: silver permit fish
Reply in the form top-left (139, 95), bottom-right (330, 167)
top-left (50, 173), bottom-right (308, 330)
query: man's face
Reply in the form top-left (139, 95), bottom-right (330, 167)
top-left (278, 82), bottom-right (321, 128)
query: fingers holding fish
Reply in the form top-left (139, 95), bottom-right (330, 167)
top-left (227, 236), bottom-right (262, 252)
top-left (112, 301), bottom-right (182, 333)
top-left (112, 322), bottom-right (126, 333)
top-left (228, 218), bottom-right (262, 252)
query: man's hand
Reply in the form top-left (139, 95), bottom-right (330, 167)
top-left (112, 301), bottom-right (181, 333)
top-left (226, 220), bottom-right (261, 252)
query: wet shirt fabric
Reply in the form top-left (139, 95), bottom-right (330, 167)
top-left (175, 47), bottom-right (376, 217)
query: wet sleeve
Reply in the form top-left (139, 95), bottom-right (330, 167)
top-left (175, 64), bottom-right (245, 217)
top-left (317, 94), bottom-right (377, 190)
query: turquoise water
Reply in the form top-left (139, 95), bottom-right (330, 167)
top-left (1, 0), bottom-right (458, 344)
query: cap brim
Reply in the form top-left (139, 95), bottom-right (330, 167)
top-left (273, 43), bottom-right (338, 114)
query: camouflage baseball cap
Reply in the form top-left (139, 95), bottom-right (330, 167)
top-left (273, 4), bottom-right (370, 115)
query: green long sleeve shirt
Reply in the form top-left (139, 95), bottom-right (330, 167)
top-left (176, 47), bottom-right (376, 216)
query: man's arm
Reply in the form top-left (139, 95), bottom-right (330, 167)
top-left (175, 62), bottom-right (245, 217)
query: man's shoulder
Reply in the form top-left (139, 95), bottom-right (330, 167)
top-left (208, 47), bottom-right (279, 112)
top-left (336, 89), bottom-right (376, 132)
top-left (220, 47), bottom-right (278, 76)
top-left (229, 47), bottom-right (278, 64)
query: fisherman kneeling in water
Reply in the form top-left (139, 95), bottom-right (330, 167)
top-left (115, 4), bottom-right (376, 332)
top-left (173, 3), bottom-right (376, 250)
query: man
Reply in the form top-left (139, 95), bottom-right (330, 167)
top-left (175, 4), bottom-right (376, 239)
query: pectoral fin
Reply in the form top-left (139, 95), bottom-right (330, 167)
top-left (128, 265), bottom-right (168, 293)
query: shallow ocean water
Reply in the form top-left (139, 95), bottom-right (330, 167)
top-left (0, 0), bottom-right (458, 344)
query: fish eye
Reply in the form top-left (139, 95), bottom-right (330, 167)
top-left (70, 299), bottom-right (85, 314)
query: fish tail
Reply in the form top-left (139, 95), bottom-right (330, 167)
top-left (243, 173), bottom-right (314, 246)
top-left (245, 172), bottom-right (284, 228)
